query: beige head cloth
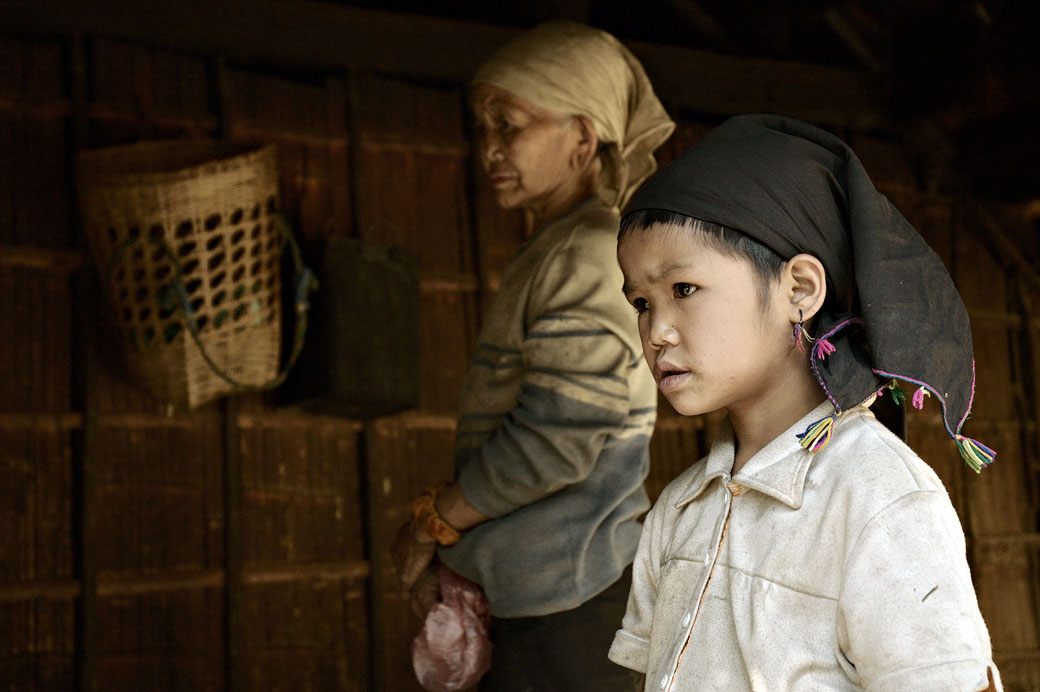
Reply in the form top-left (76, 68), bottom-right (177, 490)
top-left (473, 21), bottom-right (675, 211)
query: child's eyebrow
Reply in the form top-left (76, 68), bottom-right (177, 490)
top-left (650, 262), bottom-right (695, 280)
top-left (622, 262), bottom-right (696, 295)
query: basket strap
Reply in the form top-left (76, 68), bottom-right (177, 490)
top-left (106, 214), bottom-right (317, 395)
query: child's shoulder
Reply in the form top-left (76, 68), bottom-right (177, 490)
top-left (820, 407), bottom-right (950, 502)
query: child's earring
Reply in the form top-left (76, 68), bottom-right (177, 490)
top-left (793, 308), bottom-right (816, 354)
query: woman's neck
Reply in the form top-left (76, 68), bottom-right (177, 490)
top-left (527, 165), bottom-right (600, 230)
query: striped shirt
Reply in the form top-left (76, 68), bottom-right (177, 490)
top-left (439, 198), bottom-right (657, 618)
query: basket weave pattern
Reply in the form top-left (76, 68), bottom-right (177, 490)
top-left (79, 140), bottom-right (283, 409)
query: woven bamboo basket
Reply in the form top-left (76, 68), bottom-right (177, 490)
top-left (78, 139), bottom-right (285, 409)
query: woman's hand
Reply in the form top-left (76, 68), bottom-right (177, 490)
top-left (391, 480), bottom-right (487, 596)
top-left (409, 565), bottom-right (442, 618)
top-left (391, 518), bottom-right (437, 594)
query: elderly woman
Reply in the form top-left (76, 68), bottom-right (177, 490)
top-left (393, 21), bottom-right (674, 691)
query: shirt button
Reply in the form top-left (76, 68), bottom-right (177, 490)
top-left (659, 674), bottom-right (669, 689)
top-left (681, 611), bottom-right (692, 627)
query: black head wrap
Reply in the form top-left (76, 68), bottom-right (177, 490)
top-left (625, 114), bottom-right (994, 471)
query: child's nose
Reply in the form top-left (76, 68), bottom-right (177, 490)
top-left (647, 310), bottom-right (680, 348)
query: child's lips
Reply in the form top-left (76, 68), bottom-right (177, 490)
top-left (654, 361), bottom-right (690, 392)
top-left (658, 370), bottom-right (691, 392)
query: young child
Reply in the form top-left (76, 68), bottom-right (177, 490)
top-left (608, 114), bottom-right (1001, 691)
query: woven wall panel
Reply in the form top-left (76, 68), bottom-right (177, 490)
top-left (353, 79), bottom-right (478, 414)
top-left (87, 40), bottom-right (214, 147)
top-left (91, 40), bottom-right (210, 123)
top-left (92, 422), bottom-right (224, 573)
top-left (0, 599), bottom-right (75, 692)
top-left (970, 320), bottom-right (1018, 419)
top-left (241, 575), bottom-right (369, 692)
top-left (0, 37), bottom-right (63, 98)
top-left (0, 113), bottom-right (70, 248)
top-left (994, 657), bottom-right (1040, 692)
top-left (227, 69), bottom-right (345, 140)
top-left (0, 428), bottom-right (73, 582)
top-left (238, 419), bottom-right (365, 565)
top-left (0, 38), bottom-right (69, 248)
top-left (353, 74), bottom-right (471, 275)
top-left (95, 587), bottom-right (224, 692)
top-left (848, 133), bottom-right (918, 190)
top-left (356, 144), bottom-right (473, 275)
top-left (655, 120), bottom-right (714, 169)
top-left (418, 289), bottom-right (477, 413)
top-left (973, 541), bottom-right (1040, 652)
top-left (237, 419), bottom-right (368, 690)
top-left (963, 425), bottom-right (1032, 534)
top-left (955, 223), bottom-right (1010, 312)
top-left (353, 74), bottom-right (464, 147)
top-left (0, 269), bottom-right (71, 414)
top-left (0, 427), bottom-right (75, 691)
top-left (226, 69), bottom-right (349, 241)
top-left (364, 417), bottom-right (456, 692)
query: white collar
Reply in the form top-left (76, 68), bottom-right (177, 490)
top-left (674, 400), bottom-right (847, 510)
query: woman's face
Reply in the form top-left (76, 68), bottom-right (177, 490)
top-left (471, 84), bottom-right (590, 220)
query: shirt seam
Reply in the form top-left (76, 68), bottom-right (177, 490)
top-left (715, 560), bottom-right (839, 603)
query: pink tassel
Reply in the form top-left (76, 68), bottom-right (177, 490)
top-left (815, 338), bottom-right (836, 359)
top-left (794, 323), bottom-right (806, 354)
top-left (911, 387), bottom-right (929, 410)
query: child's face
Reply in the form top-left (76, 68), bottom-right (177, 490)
top-left (618, 223), bottom-right (794, 417)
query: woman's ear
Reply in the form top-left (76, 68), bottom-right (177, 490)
top-left (570, 115), bottom-right (599, 171)
top-left (785, 253), bottom-right (827, 321)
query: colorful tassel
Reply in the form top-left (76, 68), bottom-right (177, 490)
top-left (911, 386), bottom-right (930, 410)
top-left (797, 415), bottom-right (837, 453)
top-left (814, 338), bottom-right (836, 359)
top-left (954, 434), bottom-right (996, 473)
top-left (794, 323), bottom-right (807, 354)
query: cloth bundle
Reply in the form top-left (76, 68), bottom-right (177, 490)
top-left (412, 565), bottom-right (493, 692)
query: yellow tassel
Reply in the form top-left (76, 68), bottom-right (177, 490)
top-left (797, 415), bottom-right (836, 453)
top-left (955, 434), bottom-right (995, 473)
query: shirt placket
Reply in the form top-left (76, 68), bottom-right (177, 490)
top-left (655, 474), bottom-right (735, 692)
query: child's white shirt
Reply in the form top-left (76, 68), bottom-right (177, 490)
top-left (609, 400), bottom-right (1001, 692)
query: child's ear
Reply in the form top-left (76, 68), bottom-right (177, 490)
top-left (570, 115), bottom-right (600, 171)
top-left (785, 253), bottom-right (827, 321)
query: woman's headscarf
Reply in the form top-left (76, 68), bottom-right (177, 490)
top-left (624, 114), bottom-right (994, 472)
top-left (473, 21), bottom-right (675, 211)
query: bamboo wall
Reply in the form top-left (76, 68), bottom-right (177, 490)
top-left (1, 4), bottom-right (1038, 691)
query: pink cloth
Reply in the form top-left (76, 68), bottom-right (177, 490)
top-left (412, 565), bottom-right (492, 692)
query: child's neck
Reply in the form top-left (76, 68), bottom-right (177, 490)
top-left (728, 367), bottom-right (827, 475)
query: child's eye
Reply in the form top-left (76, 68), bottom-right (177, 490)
top-left (632, 297), bottom-right (649, 314)
top-left (674, 283), bottom-right (696, 298)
